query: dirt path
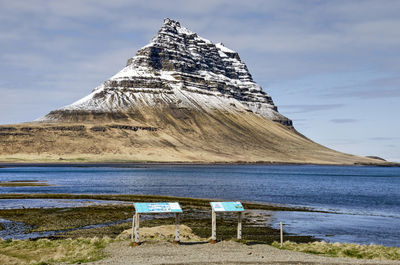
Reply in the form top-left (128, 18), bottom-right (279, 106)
top-left (86, 240), bottom-right (400, 265)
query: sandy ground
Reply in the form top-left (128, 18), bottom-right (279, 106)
top-left (86, 240), bottom-right (400, 265)
top-left (83, 226), bottom-right (400, 265)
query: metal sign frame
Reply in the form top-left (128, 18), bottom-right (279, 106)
top-left (132, 202), bottom-right (182, 246)
top-left (210, 201), bottom-right (245, 243)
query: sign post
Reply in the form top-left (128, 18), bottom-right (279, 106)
top-left (210, 201), bottom-right (245, 244)
top-left (132, 202), bottom-right (183, 246)
top-left (211, 209), bottom-right (217, 243)
top-left (237, 210), bottom-right (243, 239)
top-left (174, 212), bottom-right (180, 244)
top-left (134, 212), bottom-right (140, 246)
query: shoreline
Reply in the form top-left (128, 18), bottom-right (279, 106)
top-left (2, 193), bottom-right (397, 245)
top-left (1, 160), bottom-right (399, 167)
top-left (1, 194), bottom-right (400, 264)
top-left (0, 194), bottom-right (331, 242)
top-left (0, 193), bottom-right (317, 241)
top-left (0, 193), bottom-right (319, 213)
top-left (1, 165), bottom-right (399, 247)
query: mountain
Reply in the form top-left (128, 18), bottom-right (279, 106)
top-left (0, 19), bottom-right (390, 165)
top-left (39, 18), bottom-right (291, 126)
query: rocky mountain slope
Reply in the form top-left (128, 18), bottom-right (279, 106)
top-left (0, 19), bottom-right (389, 165)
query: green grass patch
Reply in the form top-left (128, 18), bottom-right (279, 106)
top-left (272, 241), bottom-right (400, 260)
top-left (0, 237), bottom-right (113, 265)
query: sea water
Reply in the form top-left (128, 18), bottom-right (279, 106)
top-left (0, 164), bottom-right (399, 246)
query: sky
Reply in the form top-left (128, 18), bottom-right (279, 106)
top-left (0, 0), bottom-right (399, 162)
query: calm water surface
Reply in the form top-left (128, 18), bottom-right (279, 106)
top-left (0, 164), bottom-right (399, 246)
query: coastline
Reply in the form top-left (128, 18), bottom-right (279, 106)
top-left (1, 194), bottom-right (399, 264)
top-left (0, 160), bottom-right (399, 167)
top-left (0, 193), bottom-right (400, 265)
top-left (2, 165), bottom-right (399, 248)
top-left (0, 193), bottom-right (316, 245)
top-left (0, 193), bottom-right (319, 213)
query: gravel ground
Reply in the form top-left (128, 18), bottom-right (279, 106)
top-left (86, 240), bottom-right (400, 265)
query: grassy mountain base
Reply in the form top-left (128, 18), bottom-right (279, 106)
top-left (0, 108), bottom-right (389, 165)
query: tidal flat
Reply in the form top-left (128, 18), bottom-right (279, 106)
top-left (1, 164), bottom-right (399, 246)
top-left (0, 193), bottom-right (315, 243)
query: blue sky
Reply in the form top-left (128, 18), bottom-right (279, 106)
top-left (0, 0), bottom-right (399, 162)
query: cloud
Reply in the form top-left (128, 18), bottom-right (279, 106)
top-left (280, 104), bottom-right (344, 114)
top-left (324, 138), bottom-right (366, 146)
top-left (331, 119), bottom-right (358, 123)
top-left (346, 88), bottom-right (400, 99)
top-left (370, 137), bottom-right (400, 141)
top-left (387, 157), bottom-right (400, 163)
top-left (321, 75), bottom-right (400, 99)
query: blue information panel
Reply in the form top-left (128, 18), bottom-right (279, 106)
top-left (210, 201), bottom-right (244, 212)
top-left (134, 202), bottom-right (183, 213)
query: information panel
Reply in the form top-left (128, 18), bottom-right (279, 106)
top-left (134, 202), bottom-right (182, 213)
top-left (210, 201), bottom-right (244, 212)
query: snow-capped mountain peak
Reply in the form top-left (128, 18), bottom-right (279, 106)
top-left (39, 18), bottom-right (291, 126)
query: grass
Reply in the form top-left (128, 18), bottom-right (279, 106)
top-left (0, 237), bottom-right (112, 265)
top-left (272, 241), bottom-right (400, 260)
